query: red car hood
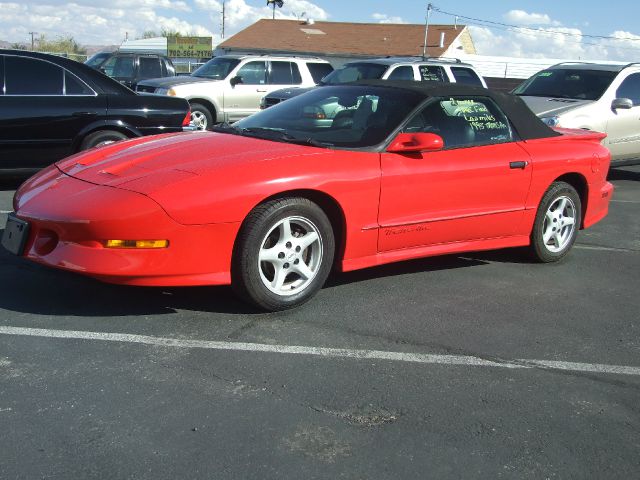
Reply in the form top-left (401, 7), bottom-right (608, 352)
top-left (56, 131), bottom-right (321, 192)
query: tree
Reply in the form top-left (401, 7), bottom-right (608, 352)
top-left (35, 34), bottom-right (86, 55)
top-left (139, 29), bottom-right (184, 40)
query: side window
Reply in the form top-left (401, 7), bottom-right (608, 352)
top-left (236, 61), bottom-right (267, 85)
top-left (101, 56), bottom-right (135, 78)
top-left (5, 56), bottom-right (64, 95)
top-left (404, 96), bottom-right (512, 148)
top-left (307, 63), bottom-right (333, 83)
top-left (451, 67), bottom-right (483, 86)
top-left (387, 66), bottom-right (414, 81)
top-left (64, 71), bottom-right (94, 95)
top-left (418, 65), bottom-right (448, 83)
top-left (139, 57), bottom-right (162, 79)
top-left (269, 61), bottom-right (301, 85)
top-left (616, 73), bottom-right (640, 106)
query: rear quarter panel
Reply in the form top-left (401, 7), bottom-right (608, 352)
top-left (106, 94), bottom-right (189, 134)
top-left (518, 131), bottom-right (610, 229)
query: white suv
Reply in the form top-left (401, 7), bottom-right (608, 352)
top-left (261, 57), bottom-right (486, 109)
top-left (514, 62), bottom-right (640, 167)
top-left (137, 55), bottom-right (333, 129)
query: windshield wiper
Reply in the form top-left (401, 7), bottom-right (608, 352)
top-left (211, 125), bottom-right (331, 147)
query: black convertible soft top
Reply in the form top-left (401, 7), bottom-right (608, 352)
top-left (352, 80), bottom-right (561, 141)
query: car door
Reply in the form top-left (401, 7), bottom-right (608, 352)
top-left (378, 96), bottom-right (532, 252)
top-left (605, 72), bottom-right (640, 162)
top-left (223, 60), bottom-right (268, 121)
top-left (0, 54), bottom-right (107, 171)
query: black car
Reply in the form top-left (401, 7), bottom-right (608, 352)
top-left (0, 49), bottom-right (191, 175)
top-left (85, 51), bottom-right (176, 90)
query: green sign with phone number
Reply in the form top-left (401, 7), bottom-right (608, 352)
top-left (167, 36), bottom-right (212, 59)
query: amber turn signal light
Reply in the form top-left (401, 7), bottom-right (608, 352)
top-left (105, 239), bottom-right (169, 249)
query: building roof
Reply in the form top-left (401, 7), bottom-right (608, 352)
top-left (218, 19), bottom-right (471, 58)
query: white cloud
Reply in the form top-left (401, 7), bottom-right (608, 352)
top-left (469, 24), bottom-right (640, 61)
top-left (503, 10), bottom-right (552, 26)
top-left (0, 2), bottom-right (203, 46)
top-left (371, 13), bottom-right (407, 24)
top-left (0, 0), bottom-right (328, 46)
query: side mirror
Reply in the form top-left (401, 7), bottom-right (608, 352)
top-left (230, 75), bottom-right (242, 87)
top-left (612, 98), bottom-right (633, 110)
top-left (387, 132), bottom-right (444, 153)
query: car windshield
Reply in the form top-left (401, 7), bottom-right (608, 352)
top-left (192, 57), bottom-right (241, 79)
top-left (513, 68), bottom-right (617, 100)
top-left (227, 85), bottom-right (424, 149)
top-left (321, 63), bottom-right (388, 85)
top-left (85, 52), bottom-right (112, 68)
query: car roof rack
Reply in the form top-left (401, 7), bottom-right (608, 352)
top-left (383, 55), bottom-right (463, 64)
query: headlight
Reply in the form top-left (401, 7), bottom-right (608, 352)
top-left (541, 116), bottom-right (560, 127)
top-left (154, 88), bottom-right (177, 96)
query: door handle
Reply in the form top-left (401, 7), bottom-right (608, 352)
top-left (509, 161), bottom-right (528, 169)
top-left (72, 111), bottom-right (97, 117)
top-left (256, 89), bottom-right (267, 93)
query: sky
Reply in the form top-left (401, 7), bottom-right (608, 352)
top-left (1, 0), bottom-right (640, 61)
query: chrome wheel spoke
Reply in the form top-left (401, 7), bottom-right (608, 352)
top-left (556, 197), bottom-right (568, 214)
top-left (562, 216), bottom-right (575, 227)
top-left (543, 226), bottom-right (554, 245)
top-left (259, 247), bottom-right (280, 264)
top-left (545, 209), bottom-right (555, 223)
top-left (293, 261), bottom-right (314, 280)
top-left (279, 218), bottom-right (294, 244)
top-left (299, 231), bottom-right (319, 250)
top-left (271, 267), bottom-right (288, 290)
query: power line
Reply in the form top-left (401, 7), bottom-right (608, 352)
top-left (433, 6), bottom-right (640, 43)
top-left (460, 19), bottom-right (640, 54)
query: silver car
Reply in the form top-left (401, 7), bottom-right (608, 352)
top-left (137, 55), bottom-right (333, 130)
top-left (514, 62), bottom-right (640, 167)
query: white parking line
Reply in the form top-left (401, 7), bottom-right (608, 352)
top-left (1, 326), bottom-right (639, 377)
top-left (0, 210), bottom-right (12, 214)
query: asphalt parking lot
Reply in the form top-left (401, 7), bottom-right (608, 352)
top-left (0, 166), bottom-right (638, 479)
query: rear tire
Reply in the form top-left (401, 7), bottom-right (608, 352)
top-left (530, 181), bottom-right (581, 263)
top-left (232, 197), bottom-right (335, 311)
top-left (80, 130), bottom-right (128, 150)
top-left (190, 102), bottom-right (214, 131)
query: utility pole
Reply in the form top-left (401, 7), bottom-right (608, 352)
top-left (221, 0), bottom-right (226, 39)
top-left (422, 3), bottom-right (433, 59)
top-left (29, 31), bottom-right (38, 51)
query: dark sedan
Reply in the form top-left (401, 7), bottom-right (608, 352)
top-left (0, 49), bottom-right (191, 175)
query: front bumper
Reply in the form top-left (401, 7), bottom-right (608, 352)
top-left (8, 169), bottom-right (240, 286)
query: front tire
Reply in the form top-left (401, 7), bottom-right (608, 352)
top-left (530, 181), bottom-right (581, 262)
top-left (190, 102), bottom-right (213, 131)
top-left (232, 198), bottom-right (335, 311)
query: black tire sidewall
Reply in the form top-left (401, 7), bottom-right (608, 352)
top-left (81, 130), bottom-right (127, 150)
top-left (531, 182), bottom-right (581, 263)
top-left (232, 198), bottom-right (335, 311)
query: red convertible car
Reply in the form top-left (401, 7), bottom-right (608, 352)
top-left (2, 82), bottom-right (613, 311)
